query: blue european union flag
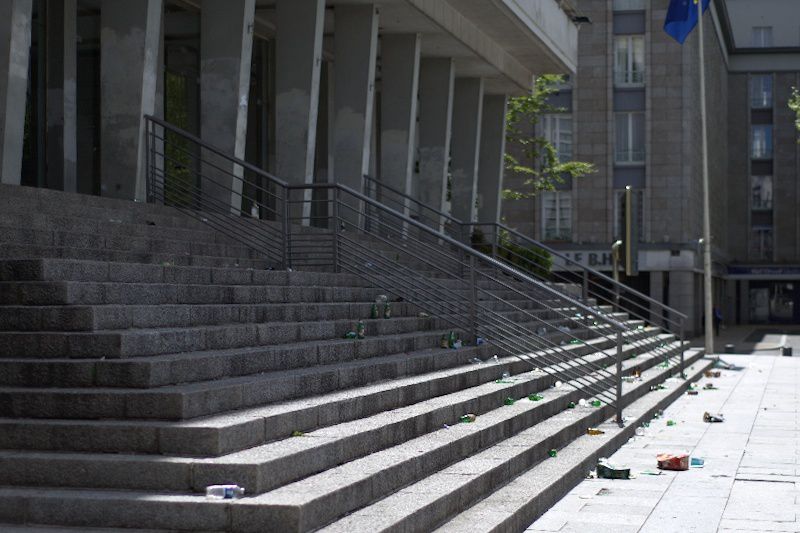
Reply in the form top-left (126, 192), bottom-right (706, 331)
top-left (664, 0), bottom-right (710, 44)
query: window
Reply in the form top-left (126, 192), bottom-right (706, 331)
top-left (750, 75), bottom-right (773, 109)
top-left (751, 125), bottom-right (773, 159)
top-left (542, 114), bottom-right (573, 163)
top-left (613, 189), bottom-right (645, 242)
top-left (752, 27), bottom-right (773, 47)
top-left (750, 227), bottom-right (774, 260)
top-left (542, 192), bottom-right (572, 241)
top-left (614, 112), bottom-right (645, 164)
top-left (751, 176), bottom-right (773, 210)
top-left (613, 0), bottom-right (646, 10)
top-left (614, 35), bottom-right (645, 86)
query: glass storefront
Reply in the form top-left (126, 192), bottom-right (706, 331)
top-left (749, 281), bottom-right (799, 323)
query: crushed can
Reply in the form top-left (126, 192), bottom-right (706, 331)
top-left (687, 389), bottom-right (699, 395)
top-left (704, 370), bottom-right (721, 378)
top-left (587, 428), bottom-right (605, 436)
top-left (440, 334), bottom-right (449, 349)
top-left (657, 453), bottom-right (689, 471)
top-left (596, 459), bottom-right (630, 479)
top-left (460, 413), bottom-right (477, 423)
top-left (703, 412), bottom-right (724, 423)
top-left (356, 320), bottom-right (366, 339)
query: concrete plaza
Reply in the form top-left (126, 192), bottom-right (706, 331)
top-left (527, 348), bottom-right (800, 532)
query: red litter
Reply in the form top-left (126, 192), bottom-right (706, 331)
top-left (657, 453), bottom-right (689, 471)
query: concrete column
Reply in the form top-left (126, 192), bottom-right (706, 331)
top-left (333, 4), bottom-right (378, 195)
top-left (275, 0), bottom-right (325, 222)
top-left (200, 0), bottom-right (256, 213)
top-left (724, 278), bottom-right (736, 327)
top-left (450, 77), bottom-right (484, 224)
top-left (100, 0), bottom-right (163, 201)
top-left (416, 58), bottom-right (454, 224)
top-left (476, 94), bottom-right (507, 225)
top-left (739, 280), bottom-right (749, 324)
top-left (0, 0), bottom-right (32, 186)
top-left (44, 0), bottom-right (77, 192)
top-left (379, 33), bottom-right (421, 201)
top-left (649, 270), bottom-right (665, 327)
top-left (668, 271), bottom-right (696, 336)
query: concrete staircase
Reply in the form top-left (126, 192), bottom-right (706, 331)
top-left (0, 184), bottom-right (710, 532)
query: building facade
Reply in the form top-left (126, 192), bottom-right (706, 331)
top-left (0, 0), bottom-right (578, 238)
top-left (502, 0), bottom-right (800, 334)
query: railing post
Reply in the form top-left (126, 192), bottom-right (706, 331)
top-left (616, 330), bottom-right (624, 427)
top-left (491, 224), bottom-right (499, 260)
top-left (680, 317), bottom-right (685, 378)
top-left (331, 188), bottom-right (340, 273)
top-left (281, 187), bottom-right (291, 270)
top-left (469, 254), bottom-right (478, 343)
top-left (582, 270), bottom-right (589, 301)
top-left (145, 119), bottom-right (152, 203)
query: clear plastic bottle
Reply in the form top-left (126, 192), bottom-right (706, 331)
top-left (205, 485), bottom-right (245, 500)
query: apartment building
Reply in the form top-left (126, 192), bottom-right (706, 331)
top-left (503, 0), bottom-right (800, 334)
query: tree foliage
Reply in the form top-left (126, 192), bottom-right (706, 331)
top-left (503, 74), bottom-right (596, 200)
top-left (790, 87), bottom-right (800, 141)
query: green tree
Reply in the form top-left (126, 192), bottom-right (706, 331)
top-left (503, 74), bottom-right (596, 200)
top-left (790, 87), bottom-right (800, 141)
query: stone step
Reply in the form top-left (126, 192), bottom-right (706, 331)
top-left (229, 343), bottom-right (695, 532)
top-left (0, 332), bottom-right (668, 457)
top-left (0, 327), bottom-right (482, 420)
top-left (0, 258), bottom-right (370, 286)
top-left (433, 355), bottom-right (713, 533)
top-left (0, 243), bottom-right (273, 270)
top-left (0, 184), bottom-right (220, 232)
top-left (0, 337), bottom-right (680, 498)
top-left (0, 226), bottom-right (268, 261)
top-left (0, 321), bottom-right (645, 421)
top-left (0, 314), bottom-right (454, 358)
top-left (0, 211), bottom-right (226, 246)
top-left (0, 346), bottom-right (703, 532)
top-left (0, 301), bottom-right (574, 334)
top-left (0, 301), bottom-right (420, 332)
top-left (328, 349), bottom-right (709, 533)
top-left (0, 314), bottom-right (608, 392)
top-left (0, 280), bottom-right (386, 306)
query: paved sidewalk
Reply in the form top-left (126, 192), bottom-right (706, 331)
top-left (526, 354), bottom-right (800, 532)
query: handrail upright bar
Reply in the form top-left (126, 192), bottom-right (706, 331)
top-left (331, 188), bottom-right (340, 273)
top-left (281, 188), bottom-right (290, 270)
top-left (616, 330), bottom-right (624, 427)
top-left (468, 255), bottom-right (478, 343)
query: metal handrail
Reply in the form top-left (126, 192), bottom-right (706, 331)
top-left (362, 173), bottom-right (687, 378)
top-left (144, 115), bottom-right (691, 425)
top-left (362, 174), bottom-right (686, 329)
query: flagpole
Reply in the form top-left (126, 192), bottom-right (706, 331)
top-left (697, 0), bottom-right (714, 358)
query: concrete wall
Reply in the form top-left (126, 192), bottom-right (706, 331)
top-left (573, 0), bottom-right (612, 244)
top-left (726, 73), bottom-right (749, 262)
top-left (773, 72), bottom-right (800, 262)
